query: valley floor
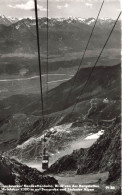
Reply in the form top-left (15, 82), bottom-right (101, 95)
top-left (48, 172), bottom-right (119, 195)
top-left (52, 171), bottom-right (109, 185)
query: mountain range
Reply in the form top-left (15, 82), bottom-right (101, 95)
top-left (0, 14), bottom-right (120, 28)
top-left (0, 15), bottom-right (120, 61)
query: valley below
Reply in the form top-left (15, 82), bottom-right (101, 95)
top-left (0, 73), bottom-right (72, 100)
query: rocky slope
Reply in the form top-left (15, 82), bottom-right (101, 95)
top-left (46, 118), bottom-right (121, 185)
top-left (0, 155), bottom-right (69, 195)
top-left (6, 122), bottom-right (96, 163)
top-left (77, 119), bottom-right (121, 178)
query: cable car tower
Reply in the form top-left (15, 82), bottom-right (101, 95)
top-left (34, 0), bottom-right (49, 170)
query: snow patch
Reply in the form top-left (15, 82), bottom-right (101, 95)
top-left (16, 24), bottom-right (20, 29)
top-left (16, 123), bottom-right (72, 150)
top-left (87, 18), bottom-right (95, 25)
top-left (0, 15), bottom-right (5, 19)
top-left (103, 98), bottom-right (109, 103)
top-left (85, 130), bottom-right (104, 140)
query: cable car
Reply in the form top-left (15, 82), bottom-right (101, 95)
top-left (42, 136), bottom-right (49, 170)
top-left (42, 147), bottom-right (49, 170)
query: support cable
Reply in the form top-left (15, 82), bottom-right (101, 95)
top-left (46, 0), bottom-right (49, 110)
top-left (57, 0), bottom-right (104, 120)
top-left (34, 0), bottom-right (45, 136)
top-left (70, 11), bottom-right (121, 115)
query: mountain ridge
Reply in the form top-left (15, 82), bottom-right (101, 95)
top-left (0, 14), bottom-right (120, 54)
top-left (0, 14), bottom-right (120, 27)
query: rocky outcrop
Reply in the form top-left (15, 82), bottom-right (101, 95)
top-left (77, 120), bottom-right (120, 179)
top-left (46, 149), bottom-right (86, 174)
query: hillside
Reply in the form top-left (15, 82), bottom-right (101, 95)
top-left (44, 64), bottom-right (121, 114)
top-left (0, 64), bottom-right (120, 154)
top-left (0, 64), bottom-right (120, 117)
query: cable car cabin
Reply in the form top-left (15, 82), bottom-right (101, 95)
top-left (42, 154), bottom-right (49, 170)
top-left (42, 148), bottom-right (49, 170)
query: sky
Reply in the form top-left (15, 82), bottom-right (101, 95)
top-left (0, 0), bottom-right (121, 19)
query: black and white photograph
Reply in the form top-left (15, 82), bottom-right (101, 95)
top-left (0, 0), bottom-right (121, 194)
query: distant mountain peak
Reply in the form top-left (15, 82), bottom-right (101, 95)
top-left (0, 14), bottom-right (4, 17)
top-left (0, 14), bottom-right (18, 25)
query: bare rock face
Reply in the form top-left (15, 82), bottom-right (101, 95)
top-left (77, 121), bottom-right (121, 182)
top-left (0, 156), bottom-right (15, 185)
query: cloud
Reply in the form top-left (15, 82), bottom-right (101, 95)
top-left (85, 3), bottom-right (93, 8)
top-left (8, 0), bottom-right (47, 11)
top-left (54, 0), bottom-right (120, 1)
top-left (57, 5), bottom-right (62, 9)
top-left (57, 3), bottom-right (69, 9)
top-left (64, 3), bottom-right (69, 8)
top-left (116, 8), bottom-right (121, 12)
